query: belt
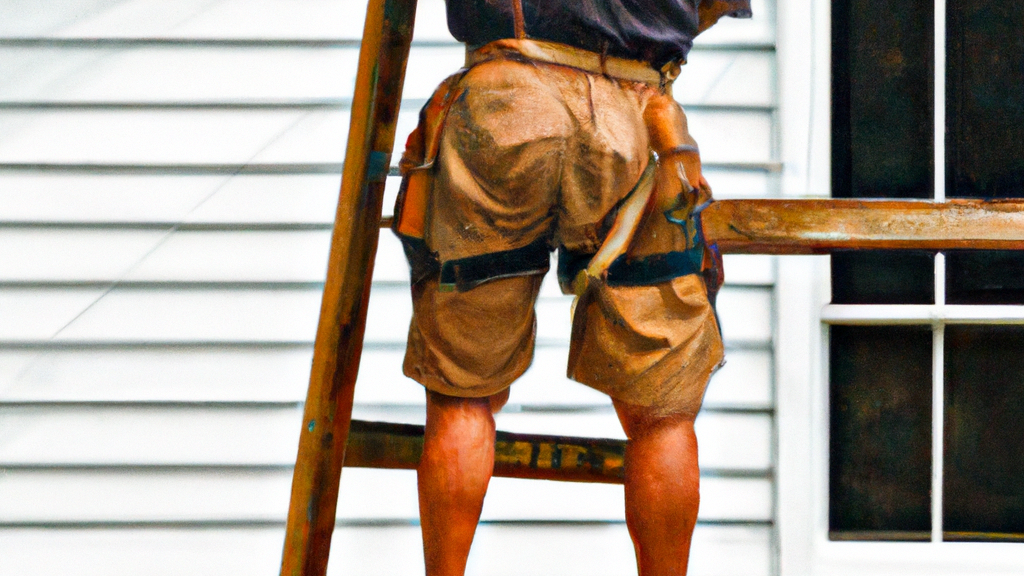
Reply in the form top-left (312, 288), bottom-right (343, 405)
top-left (466, 38), bottom-right (681, 89)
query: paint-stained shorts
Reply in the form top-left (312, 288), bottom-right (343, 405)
top-left (396, 57), bottom-right (723, 417)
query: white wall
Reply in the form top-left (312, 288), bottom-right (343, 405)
top-left (0, 1), bottom-right (780, 574)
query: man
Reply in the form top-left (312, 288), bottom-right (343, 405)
top-left (391, 2), bottom-right (752, 574)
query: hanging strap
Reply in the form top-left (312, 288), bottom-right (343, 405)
top-left (510, 0), bottom-right (526, 39)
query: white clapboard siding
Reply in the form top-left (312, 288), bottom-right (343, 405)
top-left (1, 0), bottom-right (779, 574)
top-left (0, 468), bottom-right (770, 524)
top-left (0, 346), bottom-right (772, 410)
top-left (0, 110), bottom-right (326, 164)
top-left (0, 525), bottom-right (772, 576)
top-left (0, 174), bottom-right (342, 224)
top-left (0, 171), bottom-right (773, 225)
top-left (0, 47), bottom-right (361, 103)
top-left (0, 231), bottom-right (771, 287)
top-left (0, 406), bottom-right (767, 472)
top-left (0, 107), bottom-right (769, 167)
top-left (0, 284), bottom-right (769, 346)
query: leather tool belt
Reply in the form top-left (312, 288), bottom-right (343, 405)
top-left (466, 38), bottom-right (681, 91)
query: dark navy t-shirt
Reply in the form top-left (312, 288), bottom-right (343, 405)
top-left (446, 0), bottom-right (752, 67)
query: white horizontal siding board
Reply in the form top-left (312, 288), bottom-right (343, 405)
top-left (0, 285), bottom-right (766, 344)
top-left (0, 229), bottom-right (169, 282)
top-left (0, 347), bottom-right (422, 406)
top-left (0, 349), bottom-right (313, 402)
top-left (507, 346), bottom-right (611, 407)
top-left (688, 525), bottom-right (773, 576)
top-left (11, 289), bottom-right (321, 343)
top-left (249, 108), bottom-right (768, 166)
top-left (0, 406), bottom-right (770, 472)
top-left (481, 477), bottom-right (627, 522)
top-left (677, 52), bottom-right (775, 107)
top-left (11, 0), bottom-right (771, 46)
top-left (0, 406), bottom-right (303, 465)
top-left (0, 47), bottom-right (771, 105)
top-left (397, 47), bottom-right (471, 100)
top-left (54, 0), bottom-right (448, 43)
top-left (0, 232), bottom-right (768, 286)
top-left (0, 527), bottom-right (287, 576)
top-left (704, 349), bottom-right (773, 410)
top-left (0, 467), bottom-right (768, 523)
top-left (410, 0), bottom-right (458, 42)
top-left (722, 254), bottom-right (775, 285)
top-left (0, 0), bottom-right (133, 36)
top-left (186, 173), bottom-right (343, 224)
top-left (0, 469), bottom-right (294, 523)
top-left (171, 0), bottom-right (374, 41)
top-left (0, 230), bottom-right (395, 284)
top-left (0, 48), bottom-right (111, 101)
top-left (703, 168), bottom-right (774, 199)
top-left (0, 467), bottom-right (418, 523)
top-left (246, 108), bottom-right (412, 165)
top-left (122, 231), bottom-right (333, 282)
top-left (0, 287), bottom-right (106, 340)
top-left (701, 477), bottom-right (773, 520)
top-left (0, 47), bottom-right (360, 103)
top-left (686, 110), bottom-right (773, 164)
top-left (695, 412), bottom-right (772, 470)
top-left (246, 109), bottom-right (351, 164)
top-left (715, 288), bottom-right (773, 345)
top-left (0, 169), bottom-right (765, 228)
top-left (0, 175), bottom-right (231, 223)
top-left (0, 174), bottom-right (341, 224)
top-left (0, 524), bottom-right (770, 576)
top-left (469, 524), bottom-right (772, 576)
top-left (0, 110), bottom-right (312, 164)
top-left (35, 0), bottom-right (215, 38)
top-left (0, 346), bottom-right (770, 409)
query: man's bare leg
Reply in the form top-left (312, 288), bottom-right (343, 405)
top-left (614, 400), bottom-right (701, 576)
top-left (419, 388), bottom-right (509, 576)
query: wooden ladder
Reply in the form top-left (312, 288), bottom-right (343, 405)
top-left (279, 0), bottom-right (1024, 574)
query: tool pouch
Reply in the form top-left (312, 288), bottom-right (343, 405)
top-left (392, 72), bottom-right (467, 240)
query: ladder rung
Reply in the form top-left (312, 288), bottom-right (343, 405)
top-left (345, 419), bottom-right (625, 484)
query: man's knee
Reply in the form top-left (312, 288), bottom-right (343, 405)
top-left (612, 398), bottom-right (696, 440)
top-left (425, 388), bottom-right (509, 427)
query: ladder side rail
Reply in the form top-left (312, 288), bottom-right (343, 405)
top-left (281, 0), bottom-right (418, 574)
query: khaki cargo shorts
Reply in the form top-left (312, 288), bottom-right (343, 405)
top-left (397, 56), bottom-right (723, 417)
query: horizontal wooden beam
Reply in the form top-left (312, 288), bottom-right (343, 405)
top-left (345, 420), bottom-right (625, 484)
top-left (382, 199), bottom-right (1024, 254)
top-left (702, 198), bottom-right (1024, 254)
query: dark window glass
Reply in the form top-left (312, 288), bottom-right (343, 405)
top-left (946, 251), bottom-right (1024, 305)
top-left (832, 251), bottom-right (934, 305)
top-left (832, 0), bottom-right (933, 200)
top-left (946, 1), bottom-right (1024, 200)
top-left (944, 326), bottom-right (1024, 541)
top-left (832, 0), bottom-right (934, 305)
top-left (946, 0), bottom-right (1024, 305)
top-left (830, 326), bottom-right (932, 541)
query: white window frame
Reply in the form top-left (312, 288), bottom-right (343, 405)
top-left (774, 0), bottom-right (1024, 573)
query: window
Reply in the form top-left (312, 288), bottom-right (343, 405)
top-left (827, 0), bottom-right (1024, 545)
